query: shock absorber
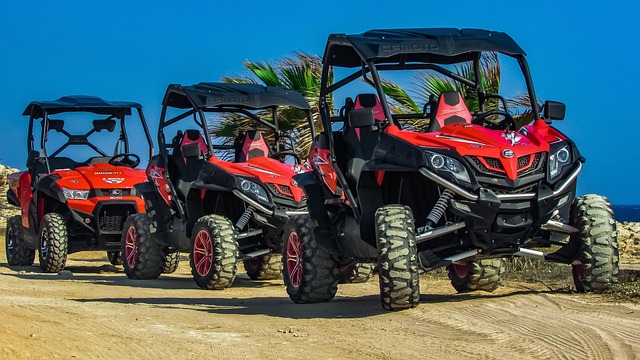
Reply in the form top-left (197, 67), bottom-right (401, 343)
top-left (235, 206), bottom-right (255, 231)
top-left (425, 189), bottom-right (454, 228)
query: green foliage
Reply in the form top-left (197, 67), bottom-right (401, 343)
top-left (218, 52), bottom-right (328, 160)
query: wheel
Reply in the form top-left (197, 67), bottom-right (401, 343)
top-left (447, 258), bottom-right (505, 293)
top-left (338, 262), bottom-right (374, 284)
top-left (121, 214), bottom-right (164, 279)
top-left (376, 204), bottom-right (420, 311)
top-left (5, 215), bottom-right (35, 266)
top-left (281, 215), bottom-right (339, 303)
top-left (244, 253), bottom-right (282, 280)
top-left (107, 251), bottom-right (123, 265)
top-left (38, 213), bottom-right (68, 273)
top-left (570, 194), bottom-right (619, 293)
top-left (189, 215), bottom-right (239, 290)
top-left (162, 251), bottom-right (180, 274)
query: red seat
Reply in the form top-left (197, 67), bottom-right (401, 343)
top-left (235, 130), bottom-right (270, 162)
top-left (428, 92), bottom-right (472, 132)
top-left (181, 129), bottom-right (209, 157)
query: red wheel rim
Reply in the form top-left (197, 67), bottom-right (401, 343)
top-left (452, 262), bottom-right (468, 279)
top-left (285, 231), bottom-right (302, 288)
top-left (193, 230), bottom-right (213, 277)
top-left (124, 226), bottom-right (138, 268)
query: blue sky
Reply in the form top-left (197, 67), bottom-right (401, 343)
top-left (1, 1), bottom-right (638, 204)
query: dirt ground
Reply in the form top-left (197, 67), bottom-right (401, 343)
top-left (1, 234), bottom-right (639, 360)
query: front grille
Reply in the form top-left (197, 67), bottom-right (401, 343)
top-left (98, 206), bottom-right (132, 232)
top-left (485, 157), bottom-right (503, 171)
top-left (95, 189), bottom-right (134, 197)
top-left (468, 156), bottom-right (506, 178)
top-left (266, 183), bottom-right (294, 200)
top-left (518, 153), bottom-right (546, 177)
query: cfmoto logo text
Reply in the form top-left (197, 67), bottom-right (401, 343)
top-left (502, 149), bottom-right (515, 158)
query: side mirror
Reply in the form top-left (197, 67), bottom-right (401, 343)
top-left (348, 108), bottom-right (376, 128)
top-left (543, 101), bottom-right (566, 121)
top-left (93, 119), bottom-right (116, 132)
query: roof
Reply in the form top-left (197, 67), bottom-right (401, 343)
top-left (162, 82), bottom-right (311, 110)
top-left (23, 95), bottom-right (142, 118)
top-left (324, 28), bottom-right (526, 67)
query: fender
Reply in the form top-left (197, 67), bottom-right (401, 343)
top-left (293, 171), bottom-right (341, 255)
top-left (134, 182), bottom-right (173, 239)
top-left (6, 188), bottom-right (19, 207)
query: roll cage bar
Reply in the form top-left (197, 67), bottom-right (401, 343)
top-left (25, 100), bottom-right (153, 173)
top-left (316, 28), bottom-right (541, 220)
top-left (157, 83), bottom-right (314, 163)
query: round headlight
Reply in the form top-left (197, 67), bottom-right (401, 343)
top-left (430, 154), bottom-right (445, 169)
top-left (557, 148), bottom-right (570, 163)
top-left (240, 179), bottom-right (251, 191)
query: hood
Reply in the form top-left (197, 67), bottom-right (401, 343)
top-left (211, 157), bottom-right (309, 203)
top-left (387, 121), bottom-right (568, 180)
top-left (53, 162), bottom-right (148, 190)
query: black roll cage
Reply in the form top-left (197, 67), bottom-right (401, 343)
top-left (28, 107), bottom-right (154, 173)
top-left (157, 94), bottom-right (315, 171)
top-left (317, 36), bottom-right (541, 220)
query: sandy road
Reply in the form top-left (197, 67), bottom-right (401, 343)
top-left (1, 235), bottom-right (639, 360)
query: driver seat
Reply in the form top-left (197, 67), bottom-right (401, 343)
top-left (428, 92), bottom-right (473, 132)
top-left (234, 130), bottom-right (270, 162)
top-left (173, 130), bottom-right (208, 200)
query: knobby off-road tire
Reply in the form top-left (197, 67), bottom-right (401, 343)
top-left (281, 215), bottom-right (339, 304)
top-left (376, 205), bottom-right (420, 311)
top-left (162, 251), bottom-right (180, 274)
top-left (447, 258), bottom-right (505, 293)
top-left (190, 215), bottom-right (239, 290)
top-left (38, 213), bottom-right (68, 273)
top-left (107, 251), bottom-right (123, 266)
top-left (339, 262), bottom-right (375, 284)
top-left (244, 253), bottom-right (282, 280)
top-left (570, 194), bottom-right (619, 293)
top-left (6, 215), bottom-right (35, 266)
top-left (122, 214), bottom-right (164, 280)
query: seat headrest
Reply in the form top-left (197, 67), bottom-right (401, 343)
top-left (181, 130), bottom-right (208, 156)
top-left (354, 94), bottom-right (385, 121)
top-left (235, 130), bottom-right (269, 162)
top-left (430, 92), bottom-right (472, 132)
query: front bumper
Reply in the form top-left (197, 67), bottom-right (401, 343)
top-left (419, 163), bottom-right (581, 249)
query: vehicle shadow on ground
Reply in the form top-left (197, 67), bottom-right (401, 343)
top-left (74, 292), bottom-right (387, 319)
top-left (0, 267), bottom-right (286, 291)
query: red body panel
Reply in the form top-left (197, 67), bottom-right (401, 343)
top-left (13, 163), bottom-right (147, 227)
top-left (210, 156), bottom-right (307, 203)
top-left (386, 120), bottom-right (562, 180)
top-left (309, 145), bottom-right (343, 198)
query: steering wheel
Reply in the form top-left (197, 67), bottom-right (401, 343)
top-left (271, 150), bottom-right (301, 164)
top-left (108, 153), bottom-right (140, 168)
top-left (472, 110), bottom-right (517, 131)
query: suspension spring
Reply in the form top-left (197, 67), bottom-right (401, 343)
top-left (235, 206), bottom-right (255, 231)
top-left (425, 189), bottom-right (454, 227)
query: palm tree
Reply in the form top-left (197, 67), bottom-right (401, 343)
top-left (382, 52), bottom-right (537, 130)
top-left (214, 52), bottom-right (330, 160)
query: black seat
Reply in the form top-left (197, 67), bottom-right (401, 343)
top-left (172, 129), bottom-right (208, 199)
top-left (234, 130), bottom-right (270, 162)
top-left (342, 94), bottom-right (383, 191)
top-left (427, 91), bottom-right (473, 132)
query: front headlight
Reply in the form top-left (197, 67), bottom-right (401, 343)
top-left (62, 187), bottom-right (89, 200)
top-left (549, 145), bottom-right (571, 179)
top-left (424, 150), bottom-right (471, 184)
top-left (238, 178), bottom-right (270, 203)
